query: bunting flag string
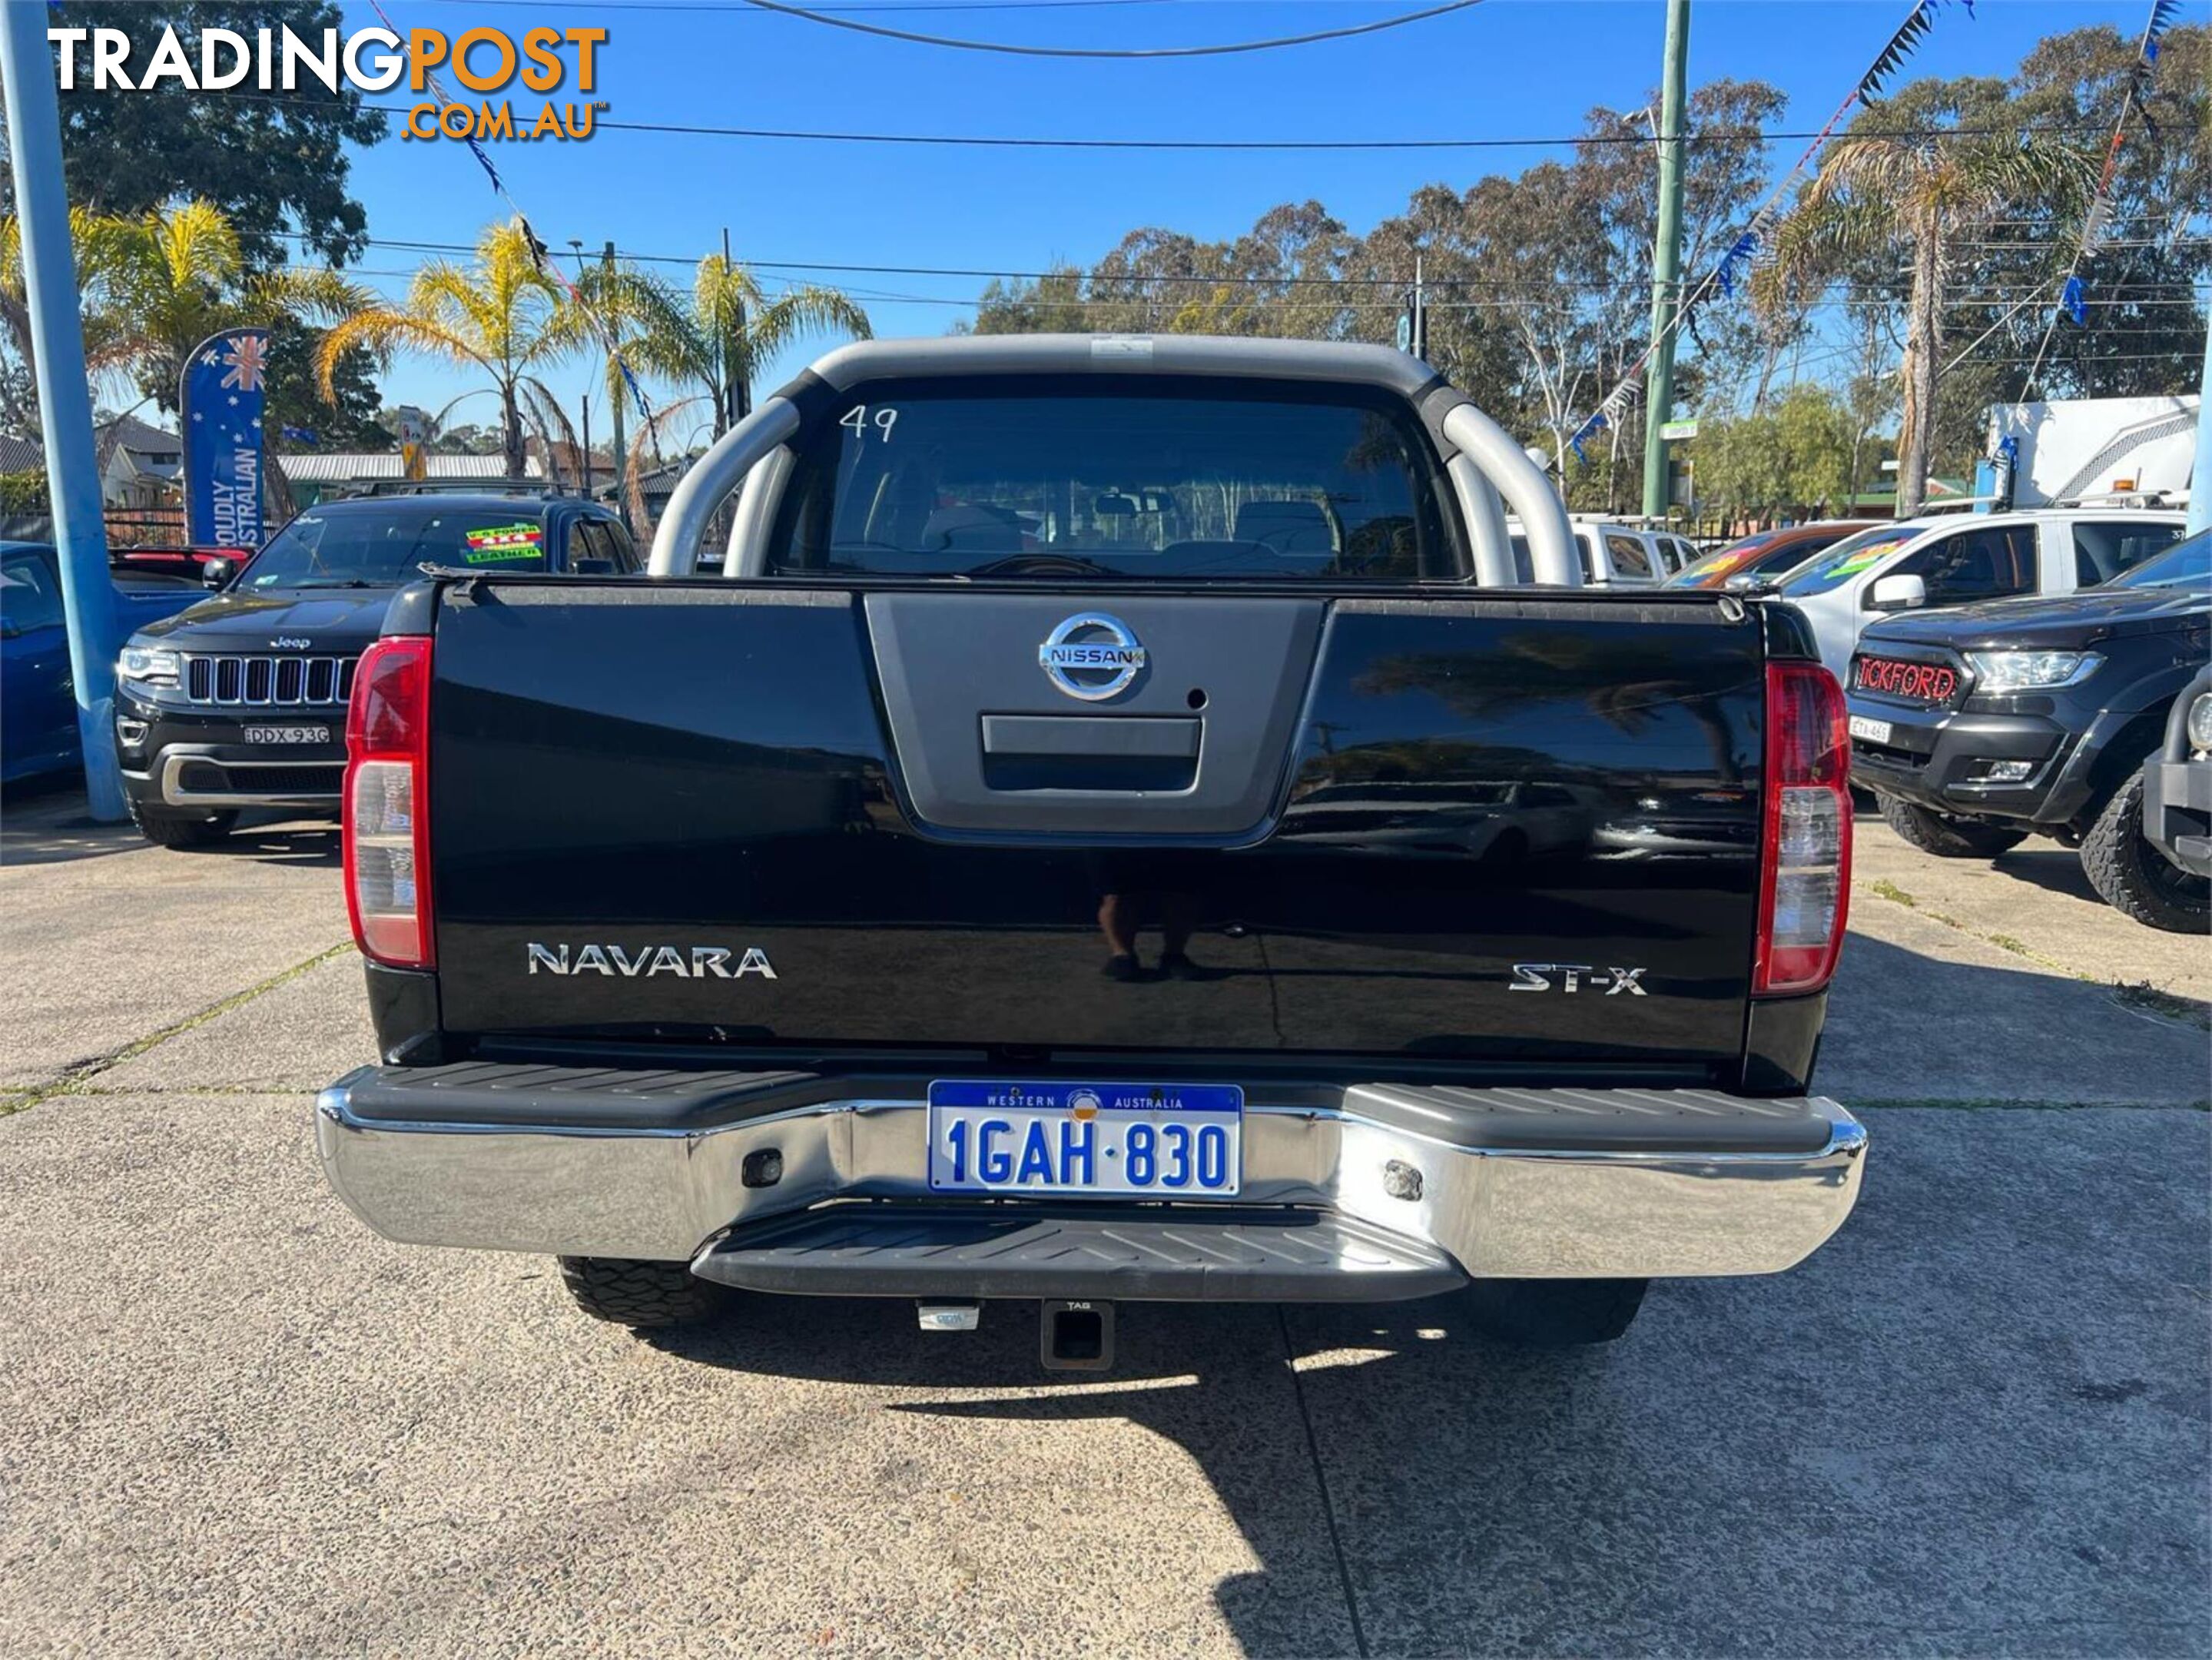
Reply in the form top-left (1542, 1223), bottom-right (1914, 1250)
top-left (2018, 0), bottom-right (2178, 396)
top-left (1557, 0), bottom-right (1972, 472)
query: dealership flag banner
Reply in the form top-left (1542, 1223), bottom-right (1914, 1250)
top-left (181, 327), bottom-right (270, 548)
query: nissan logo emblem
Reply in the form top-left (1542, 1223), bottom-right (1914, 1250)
top-left (1039, 613), bottom-right (1146, 702)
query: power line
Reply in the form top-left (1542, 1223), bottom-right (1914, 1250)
top-left (729, 0), bottom-right (1487, 56)
top-left (227, 92), bottom-right (2132, 154)
top-left (275, 226), bottom-right (2212, 298)
top-left (426, 0), bottom-right (1177, 10)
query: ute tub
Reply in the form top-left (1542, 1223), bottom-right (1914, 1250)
top-left (315, 1066), bottom-right (1866, 1291)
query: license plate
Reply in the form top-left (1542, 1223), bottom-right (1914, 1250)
top-left (242, 724), bottom-right (330, 745)
top-left (1848, 715), bottom-right (1892, 745)
top-left (927, 1080), bottom-right (1242, 1197)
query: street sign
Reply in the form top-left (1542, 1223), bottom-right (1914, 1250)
top-left (1659, 417), bottom-right (1699, 441)
top-left (1395, 314), bottom-right (1413, 354)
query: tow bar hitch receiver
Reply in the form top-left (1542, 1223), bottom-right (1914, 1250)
top-left (917, 1300), bottom-right (980, 1333)
top-left (1041, 1300), bottom-right (1114, 1372)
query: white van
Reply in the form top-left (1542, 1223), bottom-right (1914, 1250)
top-left (1774, 509), bottom-right (2188, 686)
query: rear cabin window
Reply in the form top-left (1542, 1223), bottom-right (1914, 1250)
top-left (765, 377), bottom-right (1459, 582)
top-left (2073, 520), bottom-right (2183, 586)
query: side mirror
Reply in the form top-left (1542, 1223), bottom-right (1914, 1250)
top-left (572, 556), bottom-right (615, 576)
top-left (1869, 573), bottom-right (1926, 611)
top-left (201, 556), bottom-right (237, 590)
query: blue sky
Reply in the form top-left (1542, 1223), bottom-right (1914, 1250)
top-left (330, 0), bottom-right (2156, 433)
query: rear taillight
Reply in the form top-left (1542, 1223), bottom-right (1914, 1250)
top-left (1755, 660), bottom-right (1851, 996)
top-left (344, 637), bottom-right (433, 968)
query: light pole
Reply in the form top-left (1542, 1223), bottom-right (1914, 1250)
top-left (2, 11), bottom-right (126, 817)
top-left (1640, 0), bottom-right (1691, 523)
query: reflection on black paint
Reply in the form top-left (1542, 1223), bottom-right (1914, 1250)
top-left (428, 590), bottom-right (1767, 1071)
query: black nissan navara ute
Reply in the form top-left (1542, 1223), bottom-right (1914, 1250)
top-left (313, 337), bottom-right (1868, 1369)
top-left (114, 485), bottom-right (635, 848)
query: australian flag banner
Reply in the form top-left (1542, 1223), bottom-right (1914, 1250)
top-left (181, 327), bottom-right (270, 547)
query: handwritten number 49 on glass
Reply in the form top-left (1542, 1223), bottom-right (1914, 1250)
top-left (839, 405), bottom-right (899, 443)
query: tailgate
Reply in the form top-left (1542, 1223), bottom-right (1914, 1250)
top-left (426, 582), bottom-right (1766, 1067)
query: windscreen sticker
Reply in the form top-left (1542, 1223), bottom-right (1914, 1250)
top-left (1826, 540), bottom-right (1909, 578)
top-left (463, 522), bottom-right (545, 563)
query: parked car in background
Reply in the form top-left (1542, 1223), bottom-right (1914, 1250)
top-left (108, 543), bottom-right (253, 587)
top-left (1773, 509), bottom-right (2187, 688)
top-left (1667, 521), bottom-right (1877, 590)
top-left (111, 485), bottom-right (637, 847)
top-left (1507, 518), bottom-right (1692, 586)
top-left (1847, 528), bottom-right (2210, 932)
top-left (2, 541), bottom-right (204, 785)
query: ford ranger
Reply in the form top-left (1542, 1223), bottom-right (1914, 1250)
top-left (315, 337), bottom-right (1865, 1366)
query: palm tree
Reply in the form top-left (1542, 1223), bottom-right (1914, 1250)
top-left (103, 200), bottom-right (366, 403)
top-left (1754, 127), bottom-right (2087, 515)
top-left (3, 199), bottom-right (363, 404)
top-left (317, 220), bottom-right (586, 478)
top-left (592, 254), bottom-right (870, 440)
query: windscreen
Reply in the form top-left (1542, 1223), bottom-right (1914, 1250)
top-left (765, 377), bottom-right (1458, 582)
top-left (241, 503), bottom-right (549, 589)
top-left (1778, 523), bottom-right (1922, 597)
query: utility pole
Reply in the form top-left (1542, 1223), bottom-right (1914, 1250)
top-left (2189, 324), bottom-right (2210, 536)
top-left (1, 10), bottom-right (125, 818)
top-left (721, 227), bottom-right (750, 428)
top-left (1641, 0), bottom-right (1691, 522)
top-left (1413, 253), bottom-right (1427, 361)
top-left (579, 394), bottom-right (592, 498)
top-left (603, 241), bottom-right (628, 526)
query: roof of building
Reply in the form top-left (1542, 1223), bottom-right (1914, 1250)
top-left (277, 453), bottom-right (546, 483)
top-left (0, 433), bottom-right (43, 473)
top-left (101, 414), bottom-right (181, 456)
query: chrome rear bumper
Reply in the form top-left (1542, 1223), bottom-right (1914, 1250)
top-left (316, 1068), bottom-right (1865, 1290)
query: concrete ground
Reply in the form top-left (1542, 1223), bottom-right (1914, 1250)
top-left (2, 783), bottom-right (2205, 1658)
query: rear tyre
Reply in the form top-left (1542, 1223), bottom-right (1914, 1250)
top-left (557, 1256), bottom-right (732, 1328)
top-left (2081, 773), bottom-right (2210, 934)
top-left (1455, 1277), bottom-right (1648, 1346)
top-left (1876, 792), bottom-right (2028, 859)
top-left (128, 802), bottom-right (237, 848)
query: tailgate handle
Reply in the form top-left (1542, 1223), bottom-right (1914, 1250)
top-left (980, 715), bottom-right (1200, 759)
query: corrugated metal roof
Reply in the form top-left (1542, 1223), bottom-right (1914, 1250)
top-left (277, 453), bottom-right (544, 483)
top-left (0, 434), bottom-right (43, 473)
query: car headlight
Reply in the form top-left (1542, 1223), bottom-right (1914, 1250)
top-left (1963, 649), bottom-right (2101, 693)
top-left (2189, 691), bottom-right (2212, 758)
top-left (117, 646), bottom-right (181, 687)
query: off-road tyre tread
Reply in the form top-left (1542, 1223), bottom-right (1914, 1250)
top-left (1456, 1277), bottom-right (1648, 1346)
top-left (557, 1256), bottom-right (732, 1328)
top-left (2081, 774), bottom-right (2210, 934)
top-left (1876, 792), bottom-right (2028, 859)
top-left (128, 804), bottom-right (236, 848)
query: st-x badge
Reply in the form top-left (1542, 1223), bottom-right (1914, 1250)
top-left (1510, 963), bottom-right (1648, 994)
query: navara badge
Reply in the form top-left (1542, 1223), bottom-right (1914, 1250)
top-left (1039, 613), bottom-right (1146, 702)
